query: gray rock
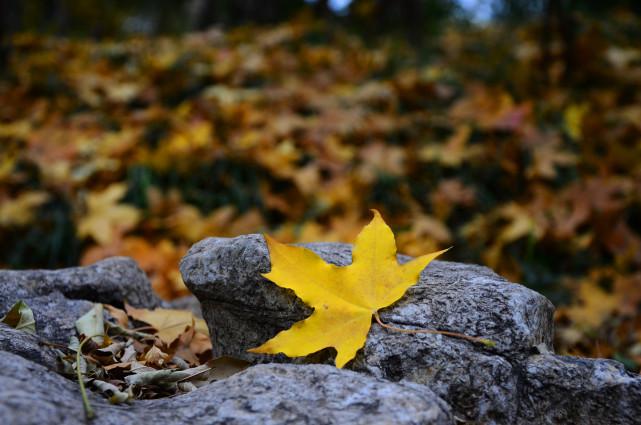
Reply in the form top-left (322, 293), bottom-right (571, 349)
top-left (352, 327), bottom-right (518, 423)
top-left (0, 350), bottom-right (453, 425)
top-left (180, 236), bottom-right (554, 359)
top-left (0, 257), bottom-right (160, 310)
top-left (0, 323), bottom-right (59, 370)
top-left (161, 294), bottom-right (203, 318)
top-left (0, 257), bottom-right (161, 344)
top-left (180, 235), bottom-right (555, 422)
top-left (518, 354), bottom-right (641, 424)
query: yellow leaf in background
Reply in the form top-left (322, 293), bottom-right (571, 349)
top-left (0, 191), bottom-right (49, 226)
top-left (105, 82), bottom-right (141, 104)
top-left (564, 103), bottom-right (588, 140)
top-left (249, 210), bottom-right (447, 368)
top-left (396, 214), bottom-right (452, 256)
top-left (77, 183), bottom-right (140, 245)
top-left (419, 125), bottom-right (481, 167)
top-left (124, 304), bottom-right (209, 345)
top-left (0, 120), bottom-right (31, 138)
top-left (565, 281), bottom-right (620, 329)
top-left (357, 142), bottom-right (406, 182)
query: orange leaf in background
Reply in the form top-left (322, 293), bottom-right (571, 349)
top-left (81, 237), bottom-right (188, 300)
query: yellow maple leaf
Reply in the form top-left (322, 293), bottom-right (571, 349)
top-left (249, 210), bottom-right (447, 368)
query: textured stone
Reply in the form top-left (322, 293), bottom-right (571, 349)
top-left (180, 236), bottom-right (554, 359)
top-left (180, 235), bottom-right (555, 422)
top-left (0, 257), bottom-right (160, 309)
top-left (161, 294), bottom-right (203, 318)
top-left (352, 328), bottom-right (518, 423)
top-left (0, 257), bottom-right (161, 344)
top-left (0, 323), bottom-right (59, 370)
top-left (518, 354), bottom-right (641, 424)
top-left (0, 350), bottom-right (453, 425)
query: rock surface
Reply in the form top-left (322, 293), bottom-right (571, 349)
top-left (518, 354), bottom-right (641, 424)
top-left (161, 294), bottom-right (203, 318)
top-left (0, 349), bottom-right (453, 425)
top-left (180, 234), bottom-right (641, 424)
top-left (0, 257), bottom-right (160, 308)
top-left (180, 235), bottom-right (555, 360)
top-left (0, 257), bottom-right (161, 344)
top-left (2, 235), bottom-right (640, 425)
top-left (0, 323), bottom-right (59, 370)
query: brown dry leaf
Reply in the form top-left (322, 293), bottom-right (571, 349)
top-left (125, 304), bottom-right (209, 345)
top-left (170, 324), bottom-right (213, 365)
top-left (144, 345), bottom-right (170, 367)
top-left (104, 304), bottom-right (129, 327)
top-left (430, 179), bottom-right (476, 220)
top-left (207, 357), bottom-right (250, 380)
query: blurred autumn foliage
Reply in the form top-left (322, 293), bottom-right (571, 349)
top-left (2, 10), bottom-right (641, 370)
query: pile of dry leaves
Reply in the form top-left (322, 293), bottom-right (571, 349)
top-left (2, 300), bottom-right (246, 408)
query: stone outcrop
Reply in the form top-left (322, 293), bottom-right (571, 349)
top-left (0, 348), bottom-right (453, 425)
top-left (180, 234), bottom-right (641, 424)
top-left (0, 257), bottom-right (160, 343)
top-left (2, 237), bottom-right (641, 424)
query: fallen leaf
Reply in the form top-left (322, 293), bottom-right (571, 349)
top-left (77, 184), bottom-right (140, 245)
top-left (169, 324), bottom-right (213, 365)
top-left (124, 304), bottom-right (209, 345)
top-left (144, 345), bottom-right (169, 367)
top-left (0, 192), bottom-right (48, 226)
top-left (207, 357), bottom-right (250, 380)
top-left (564, 103), bottom-right (589, 140)
top-left (1, 300), bottom-right (36, 333)
top-left (92, 379), bottom-right (130, 404)
top-left (104, 304), bottom-right (129, 327)
top-left (75, 304), bottom-right (105, 345)
top-left (565, 278), bottom-right (621, 329)
top-left (249, 210), bottom-right (447, 367)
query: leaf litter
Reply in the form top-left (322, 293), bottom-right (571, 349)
top-left (54, 302), bottom-right (248, 415)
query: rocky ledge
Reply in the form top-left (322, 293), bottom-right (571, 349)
top-left (0, 339), bottom-right (452, 425)
top-left (0, 257), bottom-right (451, 425)
top-left (2, 234), bottom-right (640, 425)
top-left (0, 257), bottom-right (161, 344)
top-left (180, 234), bottom-right (641, 424)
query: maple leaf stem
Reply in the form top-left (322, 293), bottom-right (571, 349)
top-left (373, 312), bottom-right (495, 347)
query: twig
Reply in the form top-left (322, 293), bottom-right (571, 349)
top-left (373, 312), bottom-right (495, 347)
top-left (76, 333), bottom-right (104, 421)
